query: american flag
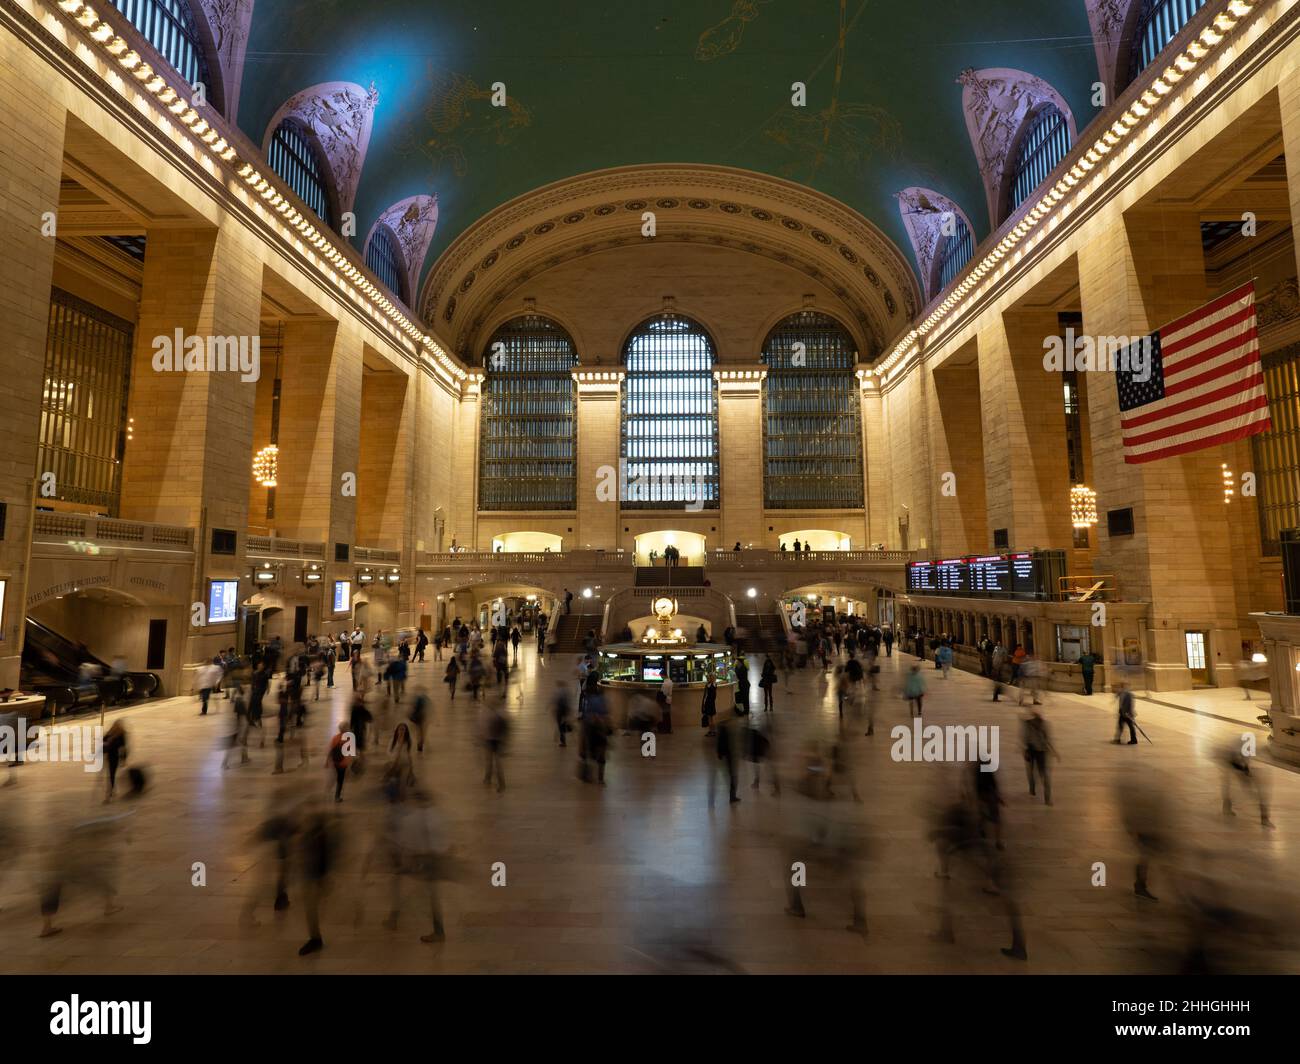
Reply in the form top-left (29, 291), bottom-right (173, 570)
top-left (1116, 281), bottom-right (1271, 464)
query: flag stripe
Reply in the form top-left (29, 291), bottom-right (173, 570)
top-left (1160, 305), bottom-right (1256, 362)
top-left (1160, 281), bottom-right (1255, 338)
top-left (1123, 414), bottom-right (1273, 464)
top-left (1120, 370), bottom-right (1265, 430)
top-left (1122, 392), bottom-right (1270, 448)
top-left (1164, 342), bottom-right (1261, 397)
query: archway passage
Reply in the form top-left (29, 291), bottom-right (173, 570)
top-left (633, 530), bottom-right (707, 566)
top-left (490, 531), bottom-right (564, 553)
top-left (778, 529), bottom-right (853, 551)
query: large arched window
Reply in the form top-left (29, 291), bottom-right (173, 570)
top-left (478, 315), bottom-right (578, 511)
top-left (109, 0), bottom-right (214, 103)
top-left (267, 120), bottom-right (334, 228)
top-left (761, 312), bottom-right (863, 509)
top-left (1130, 0), bottom-right (1209, 82)
top-left (366, 226), bottom-right (406, 302)
top-left (621, 314), bottom-right (719, 509)
top-left (1008, 104), bottom-right (1071, 216)
top-left (937, 215), bottom-right (974, 291)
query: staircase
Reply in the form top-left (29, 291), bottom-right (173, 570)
top-left (635, 565), bottom-right (705, 587)
top-left (550, 613), bottom-right (594, 653)
top-left (735, 612), bottom-right (786, 652)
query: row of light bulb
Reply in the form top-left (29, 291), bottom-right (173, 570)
top-left (875, 0), bottom-right (1256, 386)
top-left (54, 0), bottom-right (470, 388)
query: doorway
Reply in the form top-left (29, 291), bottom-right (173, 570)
top-left (1185, 631), bottom-right (1209, 685)
top-left (146, 619), bottom-right (167, 670)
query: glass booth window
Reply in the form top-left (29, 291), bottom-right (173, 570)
top-left (762, 311), bottom-right (863, 509)
top-left (621, 314), bottom-right (719, 509)
top-left (478, 315), bottom-right (578, 510)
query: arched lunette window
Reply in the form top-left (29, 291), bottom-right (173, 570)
top-left (621, 314), bottom-right (719, 510)
top-left (366, 226), bottom-right (406, 303)
top-left (478, 316), bottom-right (578, 511)
top-left (1008, 104), bottom-right (1071, 217)
top-left (761, 311), bottom-right (863, 509)
top-left (267, 120), bottom-right (334, 228)
top-left (1130, 0), bottom-right (1210, 82)
top-left (109, 0), bottom-right (214, 106)
top-left (937, 215), bottom-right (974, 291)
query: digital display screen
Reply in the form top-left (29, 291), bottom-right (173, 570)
top-left (907, 562), bottom-right (938, 593)
top-left (208, 580), bottom-right (238, 624)
top-left (968, 555), bottom-right (1013, 595)
top-left (333, 581), bottom-right (350, 613)
top-left (1010, 553), bottom-right (1041, 598)
top-left (642, 661), bottom-right (663, 682)
top-left (0, 579), bottom-right (6, 639)
top-left (934, 559), bottom-right (969, 594)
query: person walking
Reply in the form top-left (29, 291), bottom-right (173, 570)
top-left (882, 626), bottom-right (893, 657)
top-left (325, 722), bottom-right (354, 802)
top-left (1022, 708), bottom-right (1055, 805)
top-left (759, 655), bottom-right (778, 710)
top-left (904, 664), bottom-right (926, 718)
top-left (1114, 683), bottom-right (1139, 745)
top-left (657, 675), bottom-right (674, 733)
top-left (564, 588), bottom-right (573, 615)
top-left (408, 689), bottom-right (430, 752)
top-left (415, 628), bottom-right (428, 663)
top-left (510, 625), bottom-right (521, 664)
top-left (102, 721), bottom-right (127, 801)
top-left (702, 677), bottom-right (718, 737)
top-left (196, 657), bottom-right (223, 715)
top-left (715, 712), bottom-right (743, 804)
top-left (553, 680), bottom-right (573, 747)
top-left (1078, 650), bottom-right (1097, 696)
top-left (734, 660), bottom-right (751, 715)
top-left (936, 642), bottom-right (953, 679)
top-left (443, 656), bottom-right (460, 700)
top-left (480, 697), bottom-right (510, 792)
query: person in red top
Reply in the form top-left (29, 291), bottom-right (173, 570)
top-left (326, 722), bottom-right (354, 802)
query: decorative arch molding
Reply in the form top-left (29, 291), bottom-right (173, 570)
top-left (1085, 0), bottom-right (1145, 98)
top-left (263, 80), bottom-right (379, 223)
top-left (364, 194), bottom-right (440, 307)
top-left (750, 304), bottom-right (865, 365)
top-left (895, 187), bottom-right (976, 302)
top-left (195, 0), bottom-right (255, 119)
top-left (420, 164), bottom-right (921, 363)
top-left (476, 302), bottom-right (589, 364)
top-left (956, 67), bottom-right (1078, 228)
top-left (614, 303), bottom-right (723, 363)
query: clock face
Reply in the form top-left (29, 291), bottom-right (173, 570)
top-left (653, 596), bottom-right (675, 620)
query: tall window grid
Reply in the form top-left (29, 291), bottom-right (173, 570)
top-left (478, 316), bottom-right (578, 510)
top-left (937, 216), bottom-right (974, 290)
top-left (268, 120), bottom-right (334, 229)
top-left (366, 226), bottom-right (406, 302)
top-left (1252, 342), bottom-right (1300, 555)
top-left (108, 0), bottom-right (212, 100)
top-left (1131, 0), bottom-right (1209, 80)
top-left (38, 289), bottom-right (134, 515)
top-left (761, 312), bottom-right (863, 509)
top-left (1008, 105), bottom-right (1071, 216)
top-left (621, 315), bottom-right (719, 509)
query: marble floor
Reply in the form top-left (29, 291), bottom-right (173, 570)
top-left (1, 644), bottom-right (1298, 975)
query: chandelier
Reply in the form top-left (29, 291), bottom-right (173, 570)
top-left (1070, 484), bottom-right (1097, 529)
top-left (252, 444), bottom-right (279, 488)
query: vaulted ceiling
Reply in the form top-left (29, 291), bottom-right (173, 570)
top-left (235, 0), bottom-right (1102, 328)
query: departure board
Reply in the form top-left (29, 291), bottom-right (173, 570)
top-left (905, 551), bottom-right (1062, 601)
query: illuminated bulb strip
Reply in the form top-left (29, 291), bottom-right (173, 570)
top-left (872, 0), bottom-right (1256, 383)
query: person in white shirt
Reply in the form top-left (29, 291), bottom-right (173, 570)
top-left (659, 675), bottom-right (674, 733)
top-left (196, 657), bottom-right (223, 715)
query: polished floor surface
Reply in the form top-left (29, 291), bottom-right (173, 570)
top-left (1, 642), bottom-right (1298, 974)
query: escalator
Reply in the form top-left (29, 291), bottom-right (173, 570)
top-left (20, 617), bottom-right (159, 715)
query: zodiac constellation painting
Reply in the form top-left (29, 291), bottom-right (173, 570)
top-left (401, 68), bottom-right (533, 179)
top-left (695, 0), bottom-right (774, 61)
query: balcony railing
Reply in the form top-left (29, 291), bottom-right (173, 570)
top-left (32, 512), bottom-right (195, 550)
top-left (419, 550), bottom-right (633, 568)
top-left (355, 546), bottom-right (401, 564)
top-left (706, 548), bottom-right (914, 568)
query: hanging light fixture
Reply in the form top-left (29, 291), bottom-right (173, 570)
top-left (253, 444), bottom-right (279, 488)
top-left (1070, 485), bottom-right (1098, 529)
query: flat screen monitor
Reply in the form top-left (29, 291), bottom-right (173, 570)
top-left (934, 559), bottom-right (969, 594)
top-left (207, 579), bottom-right (238, 624)
top-left (333, 580), bottom-right (351, 613)
top-left (642, 660), bottom-right (663, 682)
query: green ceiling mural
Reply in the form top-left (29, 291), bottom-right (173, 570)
top-left (238, 0), bottom-right (1100, 302)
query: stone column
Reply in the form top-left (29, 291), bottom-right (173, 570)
top-left (574, 372), bottom-right (623, 550)
top-left (716, 372), bottom-right (764, 548)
